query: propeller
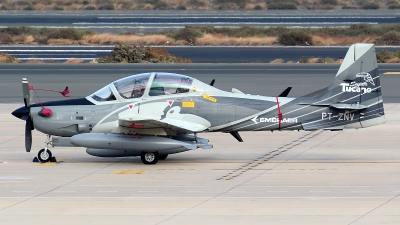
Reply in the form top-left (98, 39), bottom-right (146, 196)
top-left (25, 119), bottom-right (33, 152)
top-left (11, 78), bottom-right (33, 152)
top-left (22, 78), bottom-right (33, 152)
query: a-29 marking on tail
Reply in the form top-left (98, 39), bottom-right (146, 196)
top-left (12, 44), bottom-right (385, 164)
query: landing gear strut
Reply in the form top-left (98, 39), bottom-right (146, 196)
top-left (141, 152), bottom-right (159, 165)
top-left (37, 134), bottom-right (54, 163)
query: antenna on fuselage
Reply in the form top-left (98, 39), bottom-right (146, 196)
top-left (209, 79), bottom-right (215, 86)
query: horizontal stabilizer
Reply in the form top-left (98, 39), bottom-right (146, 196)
top-left (298, 102), bottom-right (368, 110)
top-left (330, 103), bottom-right (368, 110)
top-left (278, 87), bottom-right (292, 97)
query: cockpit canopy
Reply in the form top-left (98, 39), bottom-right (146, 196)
top-left (90, 72), bottom-right (194, 102)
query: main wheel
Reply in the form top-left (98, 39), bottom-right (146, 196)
top-left (141, 152), bottom-right (159, 165)
top-left (38, 149), bottom-right (52, 163)
top-left (159, 154), bottom-right (168, 160)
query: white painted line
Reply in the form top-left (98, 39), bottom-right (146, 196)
top-left (13, 191), bottom-right (33, 193)
top-left (10, 54), bottom-right (98, 56)
top-left (10, 196), bottom-right (393, 200)
top-left (54, 191), bottom-right (76, 193)
top-left (139, 191), bottom-right (159, 193)
top-left (1, 50), bottom-right (110, 52)
top-left (351, 191), bottom-right (371, 193)
top-left (97, 191), bottom-right (117, 193)
top-left (73, 22), bottom-right (378, 25)
top-left (181, 191), bottom-right (202, 193)
top-left (17, 58), bottom-right (95, 60)
top-left (310, 191), bottom-right (330, 193)
top-left (228, 191), bottom-right (246, 193)
top-left (267, 191), bottom-right (288, 193)
top-left (98, 16), bottom-right (395, 19)
top-left (242, 186), bottom-right (389, 188)
top-left (0, 177), bottom-right (29, 180)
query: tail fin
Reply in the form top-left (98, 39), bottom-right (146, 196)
top-left (325, 43), bottom-right (385, 128)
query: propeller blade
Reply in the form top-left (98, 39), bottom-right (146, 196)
top-left (25, 120), bottom-right (32, 152)
top-left (22, 78), bottom-right (31, 107)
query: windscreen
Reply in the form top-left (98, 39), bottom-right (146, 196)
top-left (91, 86), bottom-right (116, 102)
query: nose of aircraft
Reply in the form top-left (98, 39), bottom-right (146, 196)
top-left (11, 106), bottom-right (30, 120)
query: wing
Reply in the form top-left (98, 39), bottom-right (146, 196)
top-left (118, 113), bottom-right (211, 133)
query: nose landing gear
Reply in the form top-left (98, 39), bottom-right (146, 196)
top-left (35, 135), bottom-right (56, 163)
top-left (38, 148), bottom-right (52, 163)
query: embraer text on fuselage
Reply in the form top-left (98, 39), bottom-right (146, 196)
top-left (252, 116), bottom-right (297, 124)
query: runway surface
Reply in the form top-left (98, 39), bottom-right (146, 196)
top-left (1, 64), bottom-right (399, 103)
top-left (1, 10), bottom-right (400, 32)
top-left (3, 45), bottom-right (400, 63)
top-left (1, 103), bottom-right (399, 224)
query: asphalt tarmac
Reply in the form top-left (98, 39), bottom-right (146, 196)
top-left (0, 64), bottom-right (399, 103)
top-left (1, 10), bottom-right (400, 32)
top-left (1, 103), bottom-right (399, 225)
top-left (3, 45), bottom-right (400, 63)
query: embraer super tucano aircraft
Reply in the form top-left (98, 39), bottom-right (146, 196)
top-left (12, 44), bottom-right (385, 164)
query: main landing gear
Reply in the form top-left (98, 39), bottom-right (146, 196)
top-left (35, 135), bottom-right (56, 163)
top-left (140, 152), bottom-right (169, 164)
top-left (141, 152), bottom-right (159, 164)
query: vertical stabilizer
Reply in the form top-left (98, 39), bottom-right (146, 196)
top-left (325, 43), bottom-right (384, 128)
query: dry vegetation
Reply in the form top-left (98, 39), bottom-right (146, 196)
top-left (270, 58), bottom-right (283, 63)
top-left (65, 58), bottom-right (84, 63)
top-left (0, 52), bottom-right (20, 63)
top-left (0, 0), bottom-right (397, 10)
top-left (4, 24), bottom-right (400, 47)
top-left (82, 34), bottom-right (174, 45)
top-left (96, 44), bottom-right (192, 63)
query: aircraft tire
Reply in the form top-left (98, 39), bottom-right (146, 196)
top-left (38, 149), bottom-right (52, 163)
top-left (159, 154), bottom-right (168, 160)
top-left (141, 152), bottom-right (159, 165)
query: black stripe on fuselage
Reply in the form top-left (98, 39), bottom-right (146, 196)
top-left (30, 98), bottom-right (94, 107)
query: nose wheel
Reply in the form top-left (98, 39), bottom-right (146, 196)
top-left (34, 134), bottom-right (56, 163)
top-left (38, 148), bottom-right (52, 163)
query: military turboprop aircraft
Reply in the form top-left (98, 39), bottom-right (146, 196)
top-left (12, 43), bottom-right (385, 164)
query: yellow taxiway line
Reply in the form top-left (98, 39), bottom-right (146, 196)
top-left (383, 72), bottom-right (400, 75)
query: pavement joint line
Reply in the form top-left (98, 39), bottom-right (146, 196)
top-left (348, 193), bottom-right (400, 225)
top-left (217, 130), bottom-right (324, 181)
